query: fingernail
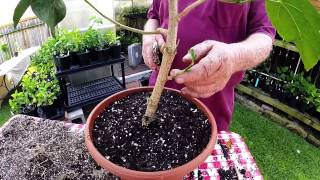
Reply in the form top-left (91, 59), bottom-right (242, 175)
top-left (176, 78), bottom-right (184, 84)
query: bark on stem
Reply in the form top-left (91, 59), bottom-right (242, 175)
top-left (142, 0), bottom-right (179, 126)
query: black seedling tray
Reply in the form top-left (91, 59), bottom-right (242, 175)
top-left (66, 76), bottom-right (124, 109)
top-left (56, 56), bottom-right (125, 77)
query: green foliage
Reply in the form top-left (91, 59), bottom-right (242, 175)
top-left (13, 0), bottom-right (66, 36)
top-left (13, 0), bottom-right (33, 28)
top-left (83, 27), bottom-right (100, 49)
top-left (117, 5), bottom-right (148, 24)
top-left (104, 31), bottom-right (119, 45)
top-left (9, 37), bottom-right (60, 113)
top-left (275, 67), bottom-right (320, 112)
top-left (183, 49), bottom-right (197, 72)
top-left (0, 42), bottom-right (11, 60)
top-left (9, 91), bottom-right (29, 113)
top-left (266, 0), bottom-right (320, 70)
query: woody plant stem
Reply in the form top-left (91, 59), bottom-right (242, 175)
top-left (84, 0), bottom-right (206, 126)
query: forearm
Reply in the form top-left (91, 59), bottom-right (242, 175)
top-left (230, 33), bottom-right (273, 73)
top-left (143, 19), bottom-right (160, 40)
top-left (144, 19), bottom-right (160, 31)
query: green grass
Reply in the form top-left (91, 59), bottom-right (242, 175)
top-left (231, 103), bottom-right (320, 180)
top-left (0, 100), bottom-right (12, 126)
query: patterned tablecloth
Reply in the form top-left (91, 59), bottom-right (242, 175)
top-left (66, 124), bottom-right (263, 180)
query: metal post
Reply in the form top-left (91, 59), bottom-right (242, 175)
top-left (111, 65), bottom-right (114, 76)
top-left (294, 58), bottom-right (301, 76)
top-left (121, 62), bottom-right (126, 88)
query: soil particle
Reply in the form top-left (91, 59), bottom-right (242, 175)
top-left (0, 116), bottom-right (117, 180)
top-left (93, 90), bottom-right (211, 172)
top-left (218, 168), bottom-right (238, 180)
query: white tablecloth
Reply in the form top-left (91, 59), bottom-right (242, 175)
top-left (0, 47), bottom-right (39, 105)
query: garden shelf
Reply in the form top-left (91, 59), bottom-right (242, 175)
top-left (55, 56), bottom-right (125, 77)
top-left (66, 76), bottom-right (124, 109)
top-left (55, 56), bottom-right (126, 111)
top-left (236, 84), bottom-right (320, 132)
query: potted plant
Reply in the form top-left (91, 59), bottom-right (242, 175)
top-left (83, 27), bottom-right (100, 62)
top-left (36, 76), bottom-right (60, 118)
top-left (94, 30), bottom-right (112, 62)
top-left (9, 90), bottom-right (38, 117)
top-left (105, 31), bottom-right (121, 59)
top-left (85, 87), bottom-right (217, 180)
top-left (53, 35), bottom-right (72, 71)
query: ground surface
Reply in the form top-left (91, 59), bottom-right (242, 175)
top-left (231, 103), bottom-right (320, 180)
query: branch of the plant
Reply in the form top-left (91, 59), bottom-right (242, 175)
top-left (177, 0), bottom-right (207, 21)
top-left (83, 0), bottom-right (161, 35)
top-left (168, 49), bottom-right (197, 80)
top-left (167, 62), bottom-right (195, 81)
top-left (142, 0), bottom-right (179, 127)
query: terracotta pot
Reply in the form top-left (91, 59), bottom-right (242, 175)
top-left (85, 87), bottom-right (217, 180)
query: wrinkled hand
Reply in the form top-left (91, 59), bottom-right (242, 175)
top-left (142, 33), bottom-right (165, 70)
top-left (170, 40), bottom-right (238, 98)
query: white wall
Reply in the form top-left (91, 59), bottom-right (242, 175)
top-left (59, 0), bottom-right (115, 31)
top-left (0, 0), bottom-right (115, 31)
top-left (0, 1), bottom-right (34, 26)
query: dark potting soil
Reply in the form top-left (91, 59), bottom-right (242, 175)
top-left (218, 168), bottom-right (238, 180)
top-left (93, 90), bottom-right (211, 172)
top-left (0, 116), bottom-right (117, 180)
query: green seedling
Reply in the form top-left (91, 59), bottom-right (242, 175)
top-left (183, 49), bottom-right (197, 72)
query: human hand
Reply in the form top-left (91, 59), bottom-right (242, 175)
top-left (142, 32), bottom-right (165, 70)
top-left (170, 40), bottom-right (238, 98)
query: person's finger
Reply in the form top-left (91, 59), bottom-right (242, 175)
top-left (170, 69), bottom-right (184, 77)
top-left (182, 40), bottom-right (215, 62)
top-left (142, 44), bottom-right (157, 70)
top-left (155, 34), bottom-right (166, 54)
top-left (184, 82), bottom-right (217, 93)
top-left (175, 53), bottom-right (222, 84)
top-left (182, 86), bottom-right (217, 98)
top-left (181, 87), bottom-right (200, 98)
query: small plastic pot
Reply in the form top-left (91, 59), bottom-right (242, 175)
top-left (69, 51), bottom-right (79, 66)
top-left (54, 54), bottom-right (71, 71)
top-left (110, 43), bottom-right (121, 59)
top-left (96, 47), bottom-right (111, 61)
top-left (21, 105), bottom-right (38, 117)
top-left (38, 102), bottom-right (59, 119)
top-left (76, 51), bottom-right (91, 66)
top-left (89, 48), bottom-right (98, 62)
top-left (85, 87), bottom-right (217, 180)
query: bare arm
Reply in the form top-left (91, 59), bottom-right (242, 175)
top-left (230, 33), bottom-right (273, 72)
top-left (144, 19), bottom-right (160, 35)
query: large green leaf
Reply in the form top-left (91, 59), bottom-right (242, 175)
top-left (266, 0), bottom-right (320, 70)
top-left (31, 0), bottom-right (66, 34)
top-left (13, 0), bottom-right (33, 28)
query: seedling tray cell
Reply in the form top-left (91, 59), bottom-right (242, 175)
top-left (66, 76), bottom-right (124, 109)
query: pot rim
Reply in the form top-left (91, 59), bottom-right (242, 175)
top-left (85, 86), bottom-right (217, 179)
